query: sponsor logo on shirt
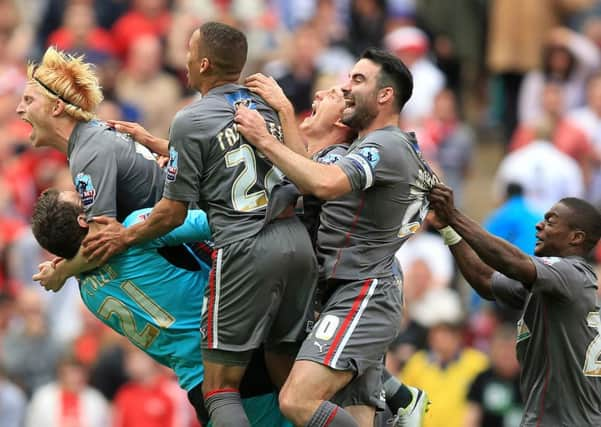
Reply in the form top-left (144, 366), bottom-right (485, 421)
top-left (358, 147), bottom-right (380, 168)
top-left (166, 147), bottom-right (178, 183)
top-left (75, 173), bottom-right (96, 207)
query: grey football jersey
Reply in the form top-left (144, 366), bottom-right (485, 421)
top-left (163, 84), bottom-right (282, 246)
top-left (492, 256), bottom-right (601, 426)
top-left (68, 120), bottom-right (165, 222)
top-left (317, 127), bottom-right (437, 280)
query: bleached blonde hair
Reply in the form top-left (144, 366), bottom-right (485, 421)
top-left (27, 47), bottom-right (103, 121)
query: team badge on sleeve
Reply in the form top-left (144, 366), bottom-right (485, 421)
top-left (166, 147), bottom-right (179, 183)
top-left (359, 147), bottom-right (380, 168)
top-left (75, 173), bottom-right (96, 207)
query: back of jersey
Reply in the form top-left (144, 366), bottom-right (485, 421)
top-left (164, 84), bottom-right (283, 246)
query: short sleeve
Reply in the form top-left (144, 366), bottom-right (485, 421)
top-left (337, 132), bottom-right (407, 191)
top-left (531, 256), bottom-right (575, 300)
top-left (491, 272), bottom-right (529, 310)
top-left (72, 148), bottom-right (118, 220)
top-left (155, 210), bottom-right (212, 247)
top-left (163, 112), bottom-right (203, 202)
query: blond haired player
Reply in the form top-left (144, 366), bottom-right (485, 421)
top-left (17, 47), bottom-right (165, 290)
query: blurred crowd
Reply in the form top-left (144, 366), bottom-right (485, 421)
top-left (1, 0), bottom-right (601, 426)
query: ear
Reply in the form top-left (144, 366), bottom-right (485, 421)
top-left (52, 99), bottom-right (66, 117)
top-left (378, 87), bottom-right (394, 105)
top-left (569, 229), bottom-right (586, 247)
top-left (199, 57), bottom-right (210, 75)
top-left (77, 214), bottom-right (89, 229)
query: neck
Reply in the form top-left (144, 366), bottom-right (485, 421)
top-left (46, 118), bottom-right (78, 154)
top-left (199, 76), bottom-right (239, 96)
top-left (358, 111), bottom-right (399, 138)
top-left (305, 128), bottom-right (349, 156)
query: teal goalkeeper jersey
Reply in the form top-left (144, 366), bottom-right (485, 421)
top-left (78, 208), bottom-right (211, 391)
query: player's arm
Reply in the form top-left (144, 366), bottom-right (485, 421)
top-left (106, 120), bottom-right (169, 156)
top-left (84, 111), bottom-right (202, 262)
top-left (430, 183), bottom-right (537, 288)
top-left (155, 209), bottom-right (211, 246)
top-left (235, 105), bottom-right (351, 199)
top-left (245, 73), bottom-right (309, 157)
top-left (82, 198), bottom-right (188, 264)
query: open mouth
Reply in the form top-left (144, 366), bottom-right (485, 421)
top-left (310, 102), bottom-right (317, 116)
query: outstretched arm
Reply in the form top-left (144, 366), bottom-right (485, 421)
top-left (245, 73), bottom-right (309, 157)
top-left (107, 120), bottom-right (169, 156)
top-left (430, 183), bottom-right (537, 288)
top-left (428, 211), bottom-right (496, 300)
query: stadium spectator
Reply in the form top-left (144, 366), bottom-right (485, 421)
top-left (1, 287), bottom-right (60, 396)
top-left (0, 363), bottom-right (26, 427)
top-left (400, 288), bottom-right (489, 427)
top-left (465, 323), bottom-right (522, 427)
top-left (25, 350), bottom-right (108, 427)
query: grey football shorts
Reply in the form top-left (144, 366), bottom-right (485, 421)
top-left (201, 217), bottom-right (317, 360)
top-left (297, 276), bottom-right (403, 376)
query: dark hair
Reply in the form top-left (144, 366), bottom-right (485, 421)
top-left (31, 189), bottom-right (87, 259)
top-left (360, 47), bottom-right (413, 112)
top-left (542, 45), bottom-right (575, 82)
top-left (558, 197), bottom-right (601, 252)
top-left (506, 182), bottom-right (524, 198)
top-left (198, 22), bottom-right (248, 78)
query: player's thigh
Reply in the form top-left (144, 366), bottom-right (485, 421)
top-left (201, 238), bottom-right (283, 352)
top-left (297, 277), bottom-right (403, 375)
top-left (265, 217), bottom-right (318, 345)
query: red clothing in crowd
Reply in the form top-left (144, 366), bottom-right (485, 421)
top-left (111, 10), bottom-right (171, 59)
top-left (47, 28), bottom-right (116, 56)
top-left (113, 378), bottom-right (175, 427)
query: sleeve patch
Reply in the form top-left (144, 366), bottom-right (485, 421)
top-left (75, 173), bottom-right (96, 207)
top-left (166, 146), bottom-right (179, 183)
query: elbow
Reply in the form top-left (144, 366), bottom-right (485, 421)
top-left (312, 174), bottom-right (349, 201)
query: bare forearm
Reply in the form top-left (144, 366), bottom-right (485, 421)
top-left (124, 199), bottom-right (186, 246)
top-left (449, 210), bottom-right (536, 284)
top-left (278, 104), bottom-right (308, 157)
top-left (56, 248), bottom-right (100, 279)
top-left (448, 240), bottom-right (495, 300)
top-left (144, 136), bottom-right (169, 156)
top-left (258, 136), bottom-right (349, 199)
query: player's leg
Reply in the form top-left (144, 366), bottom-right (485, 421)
top-left (201, 240), bottom-right (285, 426)
top-left (284, 277), bottom-right (403, 426)
top-left (263, 216), bottom-right (319, 388)
top-left (279, 360), bottom-right (357, 426)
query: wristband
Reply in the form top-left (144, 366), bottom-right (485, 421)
top-left (439, 226), bottom-right (462, 246)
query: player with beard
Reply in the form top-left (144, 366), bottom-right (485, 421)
top-left (235, 48), bottom-right (436, 427)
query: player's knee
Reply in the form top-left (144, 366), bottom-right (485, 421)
top-left (279, 384), bottom-right (303, 419)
